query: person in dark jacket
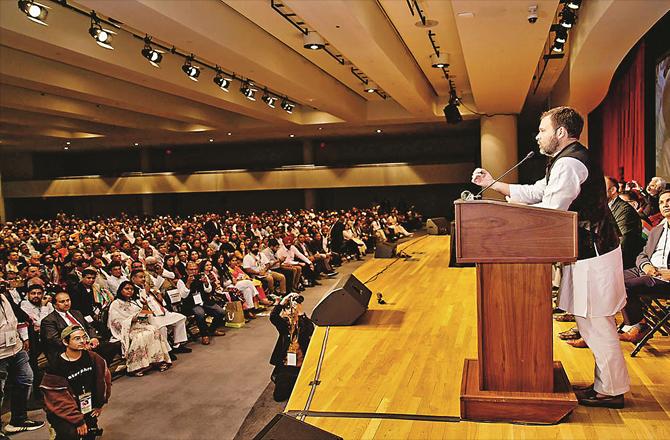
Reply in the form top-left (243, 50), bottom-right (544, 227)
top-left (40, 325), bottom-right (111, 440)
top-left (269, 293), bottom-right (314, 402)
top-left (605, 176), bottom-right (644, 269)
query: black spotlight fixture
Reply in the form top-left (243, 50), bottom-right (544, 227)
top-left (262, 90), bottom-right (277, 108)
top-left (89, 12), bottom-right (115, 50)
top-left (213, 68), bottom-right (231, 92)
top-left (554, 27), bottom-right (568, 44)
top-left (566, 0), bottom-right (582, 10)
top-left (240, 81), bottom-right (257, 101)
top-left (559, 7), bottom-right (576, 28)
top-left (281, 99), bottom-right (294, 114)
top-left (430, 52), bottom-right (449, 68)
top-left (364, 81), bottom-right (378, 93)
top-left (18, 0), bottom-right (49, 26)
top-left (182, 55), bottom-right (200, 81)
top-left (303, 31), bottom-right (325, 50)
top-left (443, 88), bottom-right (462, 124)
top-left (141, 37), bottom-right (163, 68)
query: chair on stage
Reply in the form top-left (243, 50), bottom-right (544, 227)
top-left (630, 295), bottom-right (670, 357)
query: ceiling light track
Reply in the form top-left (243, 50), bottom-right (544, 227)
top-left (271, 0), bottom-right (386, 97)
top-left (428, 30), bottom-right (450, 80)
top-left (24, 0), bottom-right (299, 114)
top-left (532, 1), bottom-right (581, 95)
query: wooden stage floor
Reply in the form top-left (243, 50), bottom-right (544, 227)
top-left (285, 235), bottom-right (670, 439)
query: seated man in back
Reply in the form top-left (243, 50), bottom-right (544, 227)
top-left (619, 190), bottom-right (670, 343)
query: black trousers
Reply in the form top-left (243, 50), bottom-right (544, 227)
top-left (47, 413), bottom-right (99, 440)
top-left (622, 268), bottom-right (670, 324)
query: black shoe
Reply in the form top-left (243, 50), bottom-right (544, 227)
top-left (172, 345), bottom-right (192, 354)
top-left (327, 271), bottom-right (338, 277)
top-left (577, 391), bottom-right (624, 409)
top-left (4, 419), bottom-right (45, 433)
top-left (169, 352), bottom-right (178, 361)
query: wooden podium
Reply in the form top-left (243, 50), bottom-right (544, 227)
top-left (454, 200), bottom-right (579, 424)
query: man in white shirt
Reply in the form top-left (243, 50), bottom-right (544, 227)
top-left (105, 263), bottom-right (128, 297)
top-left (242, 243), bottom-right (286, 297)
top-left (620, 190), bottom-right (670, 341)
top-left (472, 106), bottom-right (629, 408)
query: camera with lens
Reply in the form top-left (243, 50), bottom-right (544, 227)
top-left (284, 294), bottom-right (304, 309)
top-left (87, 427), bottom-right (104, 436)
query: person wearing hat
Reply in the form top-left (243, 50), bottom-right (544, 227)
top-left (40, 325), bottom-right (111, 440)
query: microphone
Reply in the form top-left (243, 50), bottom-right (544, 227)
top-left (462, 151), bottom-right (535, 201)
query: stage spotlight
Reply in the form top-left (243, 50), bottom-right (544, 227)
top-left (18, 1), bottom-right (49, 26)
top-left (364, 82), bottom-right (378, 93)
top-left (141, 41), bottom-right (163, 68)
top-left (89, 14), bottom-right (115, 50)
top-left (303, 31), bottom-right (325, 50)
top-left (443, 102), bottom-right (462, 124)
top-left (281, 99), bottom-right (294, 114)
top-left (182, 56), bottom-right (200, 81)
top-left (430, 52), bottom-right (449, 68)
top-left (262, 91), bottom-right (277, 108)
top-left (559, 8), bottom-right (576, 28)
top-left (240, 82), bottom-right (257, 101)
top-left (554, 28), bottom-right (568, 44)
top-left (552, 41), bottom-right (565, 53)
top-left (213, 70), bottom-right (231, 92)
top-left (566, 0), bottom-right (582, 10)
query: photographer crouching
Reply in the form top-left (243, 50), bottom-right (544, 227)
top-left (269, 293), bottom-right (314, 402)
top-left (40, 325), bottom-right (111, 439)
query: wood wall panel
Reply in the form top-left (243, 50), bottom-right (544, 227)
top-left (3, 163), bottom-right (473, 198)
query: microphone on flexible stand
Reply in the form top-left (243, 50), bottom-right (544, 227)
top-left (461, 151), bottom-right (535, 201)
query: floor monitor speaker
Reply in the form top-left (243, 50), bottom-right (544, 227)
top-left (427, 217), bottom-right (449, 235)
top-left (253, 413), bottom-right (342, 440)
top-left (374, 241), bottom-right (397, 258)
top-left (311, 274), bottom-right (372, 326)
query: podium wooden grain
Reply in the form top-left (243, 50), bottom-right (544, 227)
top-left (454, 200), bottom-right (579, 424)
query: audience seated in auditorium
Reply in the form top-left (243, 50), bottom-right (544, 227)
top-left (619, 190), bottom-right (670, 343)
top-left (605, 177), bottom-right (645, 269)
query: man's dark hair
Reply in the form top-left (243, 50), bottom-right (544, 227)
top-left (541, 106), bottom-right (584, 139)
top-left (109, 262), bottom-right (122, 270)
top-left (130, 269), bottom-right (144, 280)
top-left (605, 176), bottom-right (618, 189)
top-left (268, 238), bottom-right (279, 247)
top-left (659, 189), bottom-right (670, 200)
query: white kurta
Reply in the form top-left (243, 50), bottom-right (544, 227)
top-left (508, 155), bottom-right (627, 318)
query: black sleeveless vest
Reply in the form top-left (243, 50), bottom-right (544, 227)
top-left (545, 142), bottom-right (620, 260)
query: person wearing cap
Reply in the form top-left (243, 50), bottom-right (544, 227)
top-left (40, 325), bottom-right (111, 440)
top-left (0, 287), bottom-right (45, 437)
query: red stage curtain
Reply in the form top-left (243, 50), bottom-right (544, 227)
top-left (599, 42), bottom-right (646, 184)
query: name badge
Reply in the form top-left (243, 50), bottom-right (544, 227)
top-left (79, 392), bottom-right (93, 414)
top-left (84, 315), bottom-right (94, 323)
top-left (286, 352), bottom-right (297, 366)
top-left (167, 289), bottom-right (181, 304)
top-left (192, 293), bottom-right (204, 306)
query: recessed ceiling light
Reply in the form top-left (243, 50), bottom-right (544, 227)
top-left (134, 142), bottom-right (139, 146)
top-left (289, 134), bottom-right (295, 138)
top-left (318, 127), bottom-right (323, 130)
top-left (66, 141), bottom-right (71, 145)
top-left (227, 132), bottom-right (232, 136)
top-left (64, 146), bottom-right (69, 150)
top-left (376, 129), bottom-right (382, 133)
top-left (457, 12), bottom-right (475, 18)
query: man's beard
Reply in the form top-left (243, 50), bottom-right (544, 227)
top-left (29, 298), bottom-right (42, 306)
top-left (539, 136), bottom-right (560, 156)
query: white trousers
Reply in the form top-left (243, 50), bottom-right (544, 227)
top-left (157, 316), bottom-right (188, 348)
top-left (575, 315), bottom-right (630, 396)
top-left (235, 280), bottom-right (257, 309)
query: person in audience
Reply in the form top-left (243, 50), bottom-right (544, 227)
top-left (640, 176), bottom-right (667, 218)
top-left (20, 284), bottom-right (54, 397)
top-left (471, 106), bottom-right (629, 408)
top-left (605, 177), bottom-right (645, 269)
top-left (105, 263), bottom-right (128, 298)
top-left (108, 281), bottom-right (171, 376)
top-left (68, 268), bottom-right (100, 326)
top-left (0, 286), bottom-right (45, 437)
top-left (242, 242), bottom-right (281, 297)
top-left (176, 262), bottom-right (226, 345)
top-left (269, 293), bottom-right (314, 402)
top-left (40, 325), bottom-right (111, 440)
top-left (262, 239), bottom-right (301, 293)
top-left (229, 256), bottom-right (274, 306)
top-left (129, 270), bottom-right (190, 356)
top-left (619, 190), bottom-right (670, 342)
top-left (279, 236), bottom-right (318, 287)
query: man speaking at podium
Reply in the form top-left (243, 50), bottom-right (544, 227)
top-left (471, 106), bottom-right (630, 408)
